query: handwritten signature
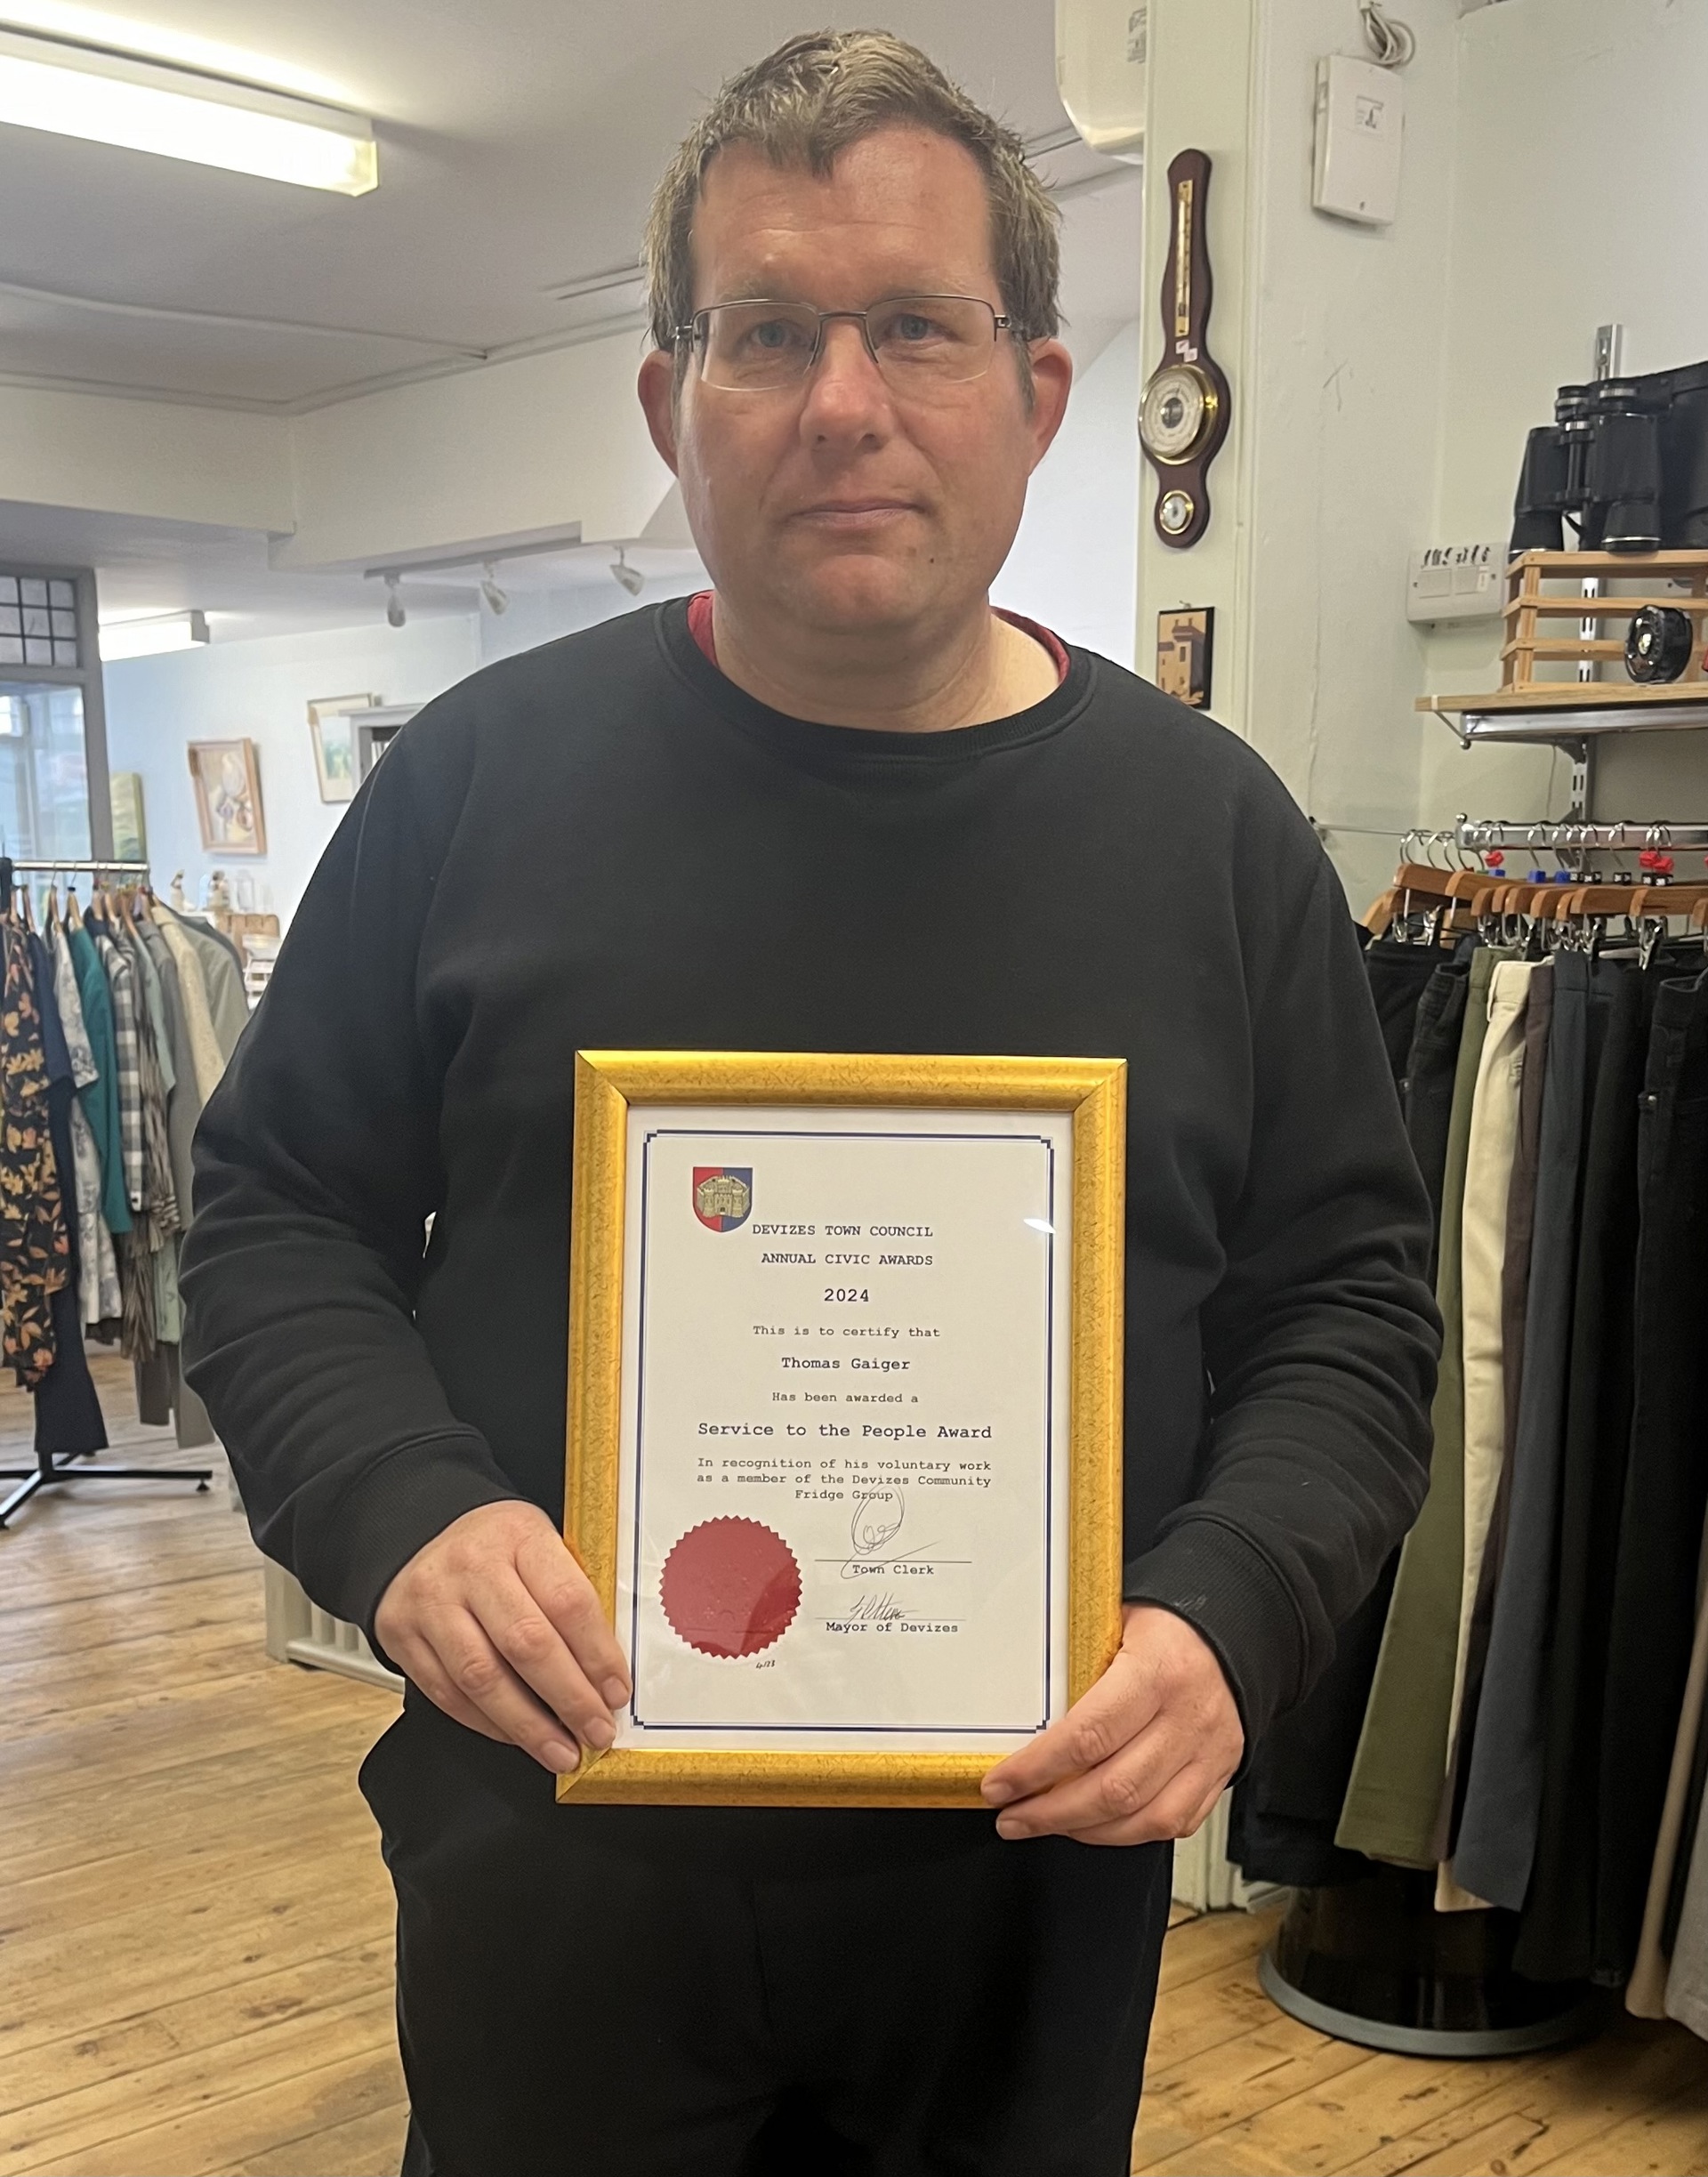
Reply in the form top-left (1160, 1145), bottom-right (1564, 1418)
top-left (844, 1589), bottom-right (908, 1625)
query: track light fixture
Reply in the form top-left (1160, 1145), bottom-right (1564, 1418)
top-left (611, 549), bottom-right (644, 598)
top-left (383, 573), bottom-right (406, 629)
top-left (479, 562), bottom-right (510, 616)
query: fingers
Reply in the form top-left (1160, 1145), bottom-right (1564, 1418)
top-left (391, 1603), bottom-right (593, 1773)
top-left (994, 1703), bottom-right (1213, 1840)
top-left (980, 1649), bottom-right (1160, 1807)
top-left (516, 1524), bottom-right (631, 1710)
top-left (373, 1502), bottom-right (634, 1774)
top-left (1038, 1768), bottom-right (1227, 1849)
top-left (998, 1736), bottom-right (1233, 1847)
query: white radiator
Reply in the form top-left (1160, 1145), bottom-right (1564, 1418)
top-left (262, 1560), bottom-right (403, 1692)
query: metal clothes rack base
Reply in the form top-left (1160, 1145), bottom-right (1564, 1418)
top-left (0, 1447), bottom-right (212, 1528)
top-left (0, 855), bottom-right (214, 1527)
top-left (1261, 1868), bottom-right (1599, 2059)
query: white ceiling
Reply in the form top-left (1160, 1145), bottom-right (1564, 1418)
top-left (0, 0), bottom-right (1132, 410)
top-left (0, 0), bottom-right (1141, 633)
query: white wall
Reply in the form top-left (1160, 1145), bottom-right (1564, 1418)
top-left (278, 327), bottom-right (678, 573)
top-left (102, 614), bottom-right (479, 924)
top-left (1141, 0), bottom-right (1463, 912)
top-left (1418, 0), bottom-right (1708, 831)
top-left (995, 318), bottom-right (1143, 664)
top-left (0, 384), bottom-right (294, 532)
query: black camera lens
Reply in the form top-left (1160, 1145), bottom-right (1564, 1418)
top-left (1625, 605), bottom-right (1694, 683)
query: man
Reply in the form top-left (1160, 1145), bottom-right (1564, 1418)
top-left (182, 29), bottom-right (1438, 2177)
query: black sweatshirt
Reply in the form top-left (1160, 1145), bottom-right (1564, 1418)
top-left (181, 601), bottom-right (1439, 1746)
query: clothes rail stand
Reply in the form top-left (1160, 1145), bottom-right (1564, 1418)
top-left (0, 855), bottom-right (214, 1528)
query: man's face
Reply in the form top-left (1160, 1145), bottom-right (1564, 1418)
top-left (639, 126), bottom-right (1071, 642)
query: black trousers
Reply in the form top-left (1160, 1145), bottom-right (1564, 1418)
top-left (366, 1699), bottom-right (1173, 2177)
top-left (1401, 958), bottom-right (1471, 1287)
top-left (1596, 965), bottom-right (1708, 1979)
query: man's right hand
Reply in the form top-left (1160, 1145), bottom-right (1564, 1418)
top-left (374, 1501), bottom-right (631, 1774)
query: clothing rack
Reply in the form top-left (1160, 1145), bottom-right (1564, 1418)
top-left (0, 854), bottom-right (214, 1527)
top-left (1455, 819), bottom-right (1708, 855)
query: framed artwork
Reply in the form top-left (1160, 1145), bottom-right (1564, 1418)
top-left (1156, 607), bottom-right (1215, 708)
top-left (308, 693), bottom-right (378, 803)
top-left (109, 771), bottom-right (147, 863)
top-left (188, 738), bottom-right (266, 856)
top-left (560, 1049), bottom-right (1127, 1808)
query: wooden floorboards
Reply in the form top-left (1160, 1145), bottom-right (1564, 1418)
top-left (5, 1353), bottom-right (1708, 2173)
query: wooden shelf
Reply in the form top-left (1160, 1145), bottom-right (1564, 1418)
top-left (1420, 682), bottom-right (1708, 715)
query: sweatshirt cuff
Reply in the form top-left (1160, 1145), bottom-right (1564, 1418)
top-left (313, 1429), bottom-right (525, 1657)
top-left (1122, 1513), bottom-right (1309, 1751)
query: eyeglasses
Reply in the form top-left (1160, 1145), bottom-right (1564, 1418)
top-left (675, 295), bottom-right (1015, 394)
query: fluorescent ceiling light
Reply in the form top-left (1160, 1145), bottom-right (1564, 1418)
top-left (0, 28), bottom-right (377, 194)
top-left (99, 609), bottom-right (209, 660)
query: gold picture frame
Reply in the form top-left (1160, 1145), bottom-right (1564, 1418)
top-left (187, 738), bottom-right (266, 855)
top-left (561, 1050), bottom-right (1126, 1808)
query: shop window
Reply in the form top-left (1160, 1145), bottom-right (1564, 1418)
top-left (0, 565), bottom-right (109, 863)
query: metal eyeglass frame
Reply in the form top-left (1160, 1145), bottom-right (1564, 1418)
top-left (673, 295), bottom-right (1017, 388)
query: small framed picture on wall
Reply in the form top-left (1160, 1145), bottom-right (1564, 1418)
top-left (109, 771), bottom-right (147, 864)
top-left (308, 692), bottom-right (379, 803)
top-left (1155, 607), bottom-right (1215, 709)
top-left (188, 738), bottom-right (267, 856)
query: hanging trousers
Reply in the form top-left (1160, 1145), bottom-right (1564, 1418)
top-left (32, 1076), bottom-right (109, 1456)
top-left (1337, 948), bottom-right (1496, 1867)
top-left (1596, 966), bottom-right (1708, 1981)
top-left (1399, 958), bottom-right (1472, 1287)
top-left (1228, 940), bottom-right (1438, 1890)
top-left (1453, 950), bottom-right (1592, 1912)
top-left (1438, 960), bottom-right (1535, 1901)
top-left (367, 1701), bottom-right (1174, 2177)
top-left (1516, 959), bottom-right (1653, 1979)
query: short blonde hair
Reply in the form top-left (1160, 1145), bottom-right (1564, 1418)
top-left (643, 29), bottom-right (1060, 364)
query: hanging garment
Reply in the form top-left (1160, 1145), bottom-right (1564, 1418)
top-left (1627, 1496), bottom-right (1708, 2016)
top-left (1398, 956), bottom-right (1472, 1281)
top-left (1498, 967), bottom-right (1555, 1499)
top-left (1364, 941), bottom-right (1445, 1081)
top-left (157, 902), bottom-right (248, 1060)
top-left (47, 920), bottom-right (121, 1327)
top-left (1666, 1781), bottom-right (1708, 2038)
top-left (1229, 939), bottom-right (1440, 1889)
top-left (138, 919), bottom-right (204, 1222)
top-left (125, 926), bottom-right (183, 1347)
top-left (1455, 961), bottom-right (1555, 1778)
top-left (1338, 946), bottom-right (1504, 1867)
top-left (68, 922), bottom-right (131, 1238)
top-left (1438, 958), bottom-right (1535, 1907)
top-left (156, 913), bottom-right (226, 1105)
top-left (1597, 965), bottom-right (1708, 1980)
top-left (1453, 950), bottom-right (1594, 1911)
top-left (47, 920), bottom-right (97, 1093)
top-left (27, 928), bottom-right (108, 1457)
top-left (1515, 959), bottom-right (1654, 1979)
top-left (0, 923), bottom-right (70, 1388)
top-left (96, 931), bottom-right (145, 1214)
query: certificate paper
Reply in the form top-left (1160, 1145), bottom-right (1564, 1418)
top-left (562, 1052), bottom-right (1124, 1806)
top-left (613, 1106), bottom-right (1074, 1757)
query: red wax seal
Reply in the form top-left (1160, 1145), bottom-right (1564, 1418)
top-left (660, 1518), bottom-right (801, 1658)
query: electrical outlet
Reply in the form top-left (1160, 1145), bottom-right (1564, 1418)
top-left (1407, 542), bottom-right (1506, 623)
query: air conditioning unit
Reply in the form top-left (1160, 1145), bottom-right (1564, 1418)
top-left (1055, 0), bottom-right (1147, 163)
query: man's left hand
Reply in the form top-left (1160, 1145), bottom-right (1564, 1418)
top-left (979, 1604), bottom-right (1245, 1845)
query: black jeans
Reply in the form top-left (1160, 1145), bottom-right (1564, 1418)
top-left (1596, 965), bottom-right (1708, 1980)
top-left (367, 1699), bottom-right (1172, 2177)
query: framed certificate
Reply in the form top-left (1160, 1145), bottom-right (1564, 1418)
top-left (561, 1052), bottom-right (1126, 1808)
